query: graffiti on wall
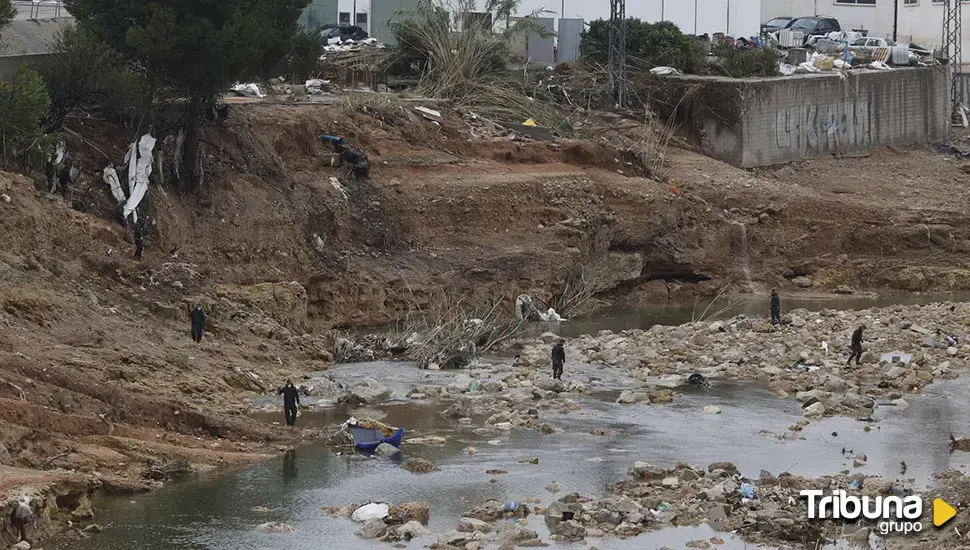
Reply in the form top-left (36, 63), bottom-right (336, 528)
top-left (775, 101), bottom-right (871, 154)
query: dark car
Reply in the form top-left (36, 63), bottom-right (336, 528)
top-left (320, 25), bottom-right (369, 44)
top-left (789, 16), bottom-right (841, 36)
top-left (761, 16), bottom-right (795, 36)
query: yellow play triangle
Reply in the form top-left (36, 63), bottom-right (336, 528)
top-left (934, 498), bottom-right (957, 527)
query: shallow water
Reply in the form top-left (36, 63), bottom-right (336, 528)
top-left (63, 362), bottom-right (970, 550)
top-left (554, 291), bottom-right (970, 338)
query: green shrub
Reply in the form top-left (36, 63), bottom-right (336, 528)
top-left (0, 66), bottom-right (50, 162)
top-left (581, 19), bottom-right (705, 74)
top-left (711, 42), bottom-right (781, 77)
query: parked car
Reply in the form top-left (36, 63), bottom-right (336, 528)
top-left (788, 16), bottom-right (841, 45)
top-left (760, 16), bottom-right (796, 36)
top-left (320, 25), bottom-right (369, 45)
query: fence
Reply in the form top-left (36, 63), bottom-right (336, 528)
top-left (12, 0), bottom-right (67, 20)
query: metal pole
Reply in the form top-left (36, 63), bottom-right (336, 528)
top-left (661, 0), bottom-right (665, 22)
top-left (892, 0), bottom-right (898, 42)
top-left (353, 0), bottom-right (357, 25)
top-left (727, 0), bottom-right (730, 35)
top-left (694, 0), bottom-right (698, 35)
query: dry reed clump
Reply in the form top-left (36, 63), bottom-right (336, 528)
top-left (391, 288), bottom-right (523, 368)
top-left (389, 0), bottom-right (566, 131)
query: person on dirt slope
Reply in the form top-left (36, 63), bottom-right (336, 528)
top-left (133, 220), bottom-right (144, 259)
top-left (770, 288), bottom-right (781, 325)
top-left (279, 380), bottom-right (301, 427)
top-left (551, 340), bottom-right (566, 380)
top-left (847, 325), bottom-right (865, 366)
top-left (190, 304), bottom-right (205, 343)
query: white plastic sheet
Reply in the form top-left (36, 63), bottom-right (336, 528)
top-left (230, 83), bottom-right (265, 98)
top-left (103, 165), bottom-right (125, 203)
top-left (351, 503), bottom-right (388, 522)
top-left (123, 134), bottom-right (157, 220)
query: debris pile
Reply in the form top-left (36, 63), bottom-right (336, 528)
top-left (510, 303), bottom-right (966, 420)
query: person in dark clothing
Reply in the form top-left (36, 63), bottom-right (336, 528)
top-left (551, 339), bottom-right (566, 380)
top-left (770, 289), bottom-right (781, 325)
top-left (58, 164), bottom-right (73, 195)
top-left (279, 380), bottom-right (301, 427)
top-left (133, 222), bottom-right (144, 259)
top-left (190, 304), bottom-right (205, 343)
top-left (847, 325), bottom-right (865, 365)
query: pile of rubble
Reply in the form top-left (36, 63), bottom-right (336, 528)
top-left (537, 461), bottom-right (902, 548)
top-left (512, 303), bottom-right (966, 420)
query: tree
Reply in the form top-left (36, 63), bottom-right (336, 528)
top-left (38, 25), bottom-right (152, 131)
top-left (581, 19), bottom-right (704, 74)
top-left (0, 0), bottom-right (16, 36)
top-left (0, 66), bottom-right (50, 162)
top-left (63, 0), bottom-right (311, 192)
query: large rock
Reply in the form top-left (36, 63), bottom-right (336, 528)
top-left (536, 377), bottom-right (566, 392)
top-left (552, 519), bottom-right (586, 541)
top-left (496, 522), bottom-right (541, 545)
top-left (402, 458), bottom-right (439, 474)
top-left (388, 502), bottom-right (430, 526)
top-left (803, 402), bottom-right (826, 418)
top-left (465, 500), bottom-right (507, 522)
top-left (256, 522), bottom-right (295, 533)
top-left (395, 520), bottom-right (430, 540)
top-left (374, 443), bottom-right (401, 458)
top-left (356, 517), bottom-right (387, 540)
top-left (348, 378), bottom-right (392, 405)
top-left (457, 517), bottom-right (492, 533)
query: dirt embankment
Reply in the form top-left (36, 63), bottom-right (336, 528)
top-left (2, 100), bottom-right (970, 542)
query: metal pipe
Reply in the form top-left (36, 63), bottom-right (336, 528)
top-left (694, 0), bottom-right (698, 35)
top-left (893, 0), bottom-right (898, 42)
top-left (661, 0), bottom-right (665, 21)
top-left (727, 0), bottom-right (730, 35)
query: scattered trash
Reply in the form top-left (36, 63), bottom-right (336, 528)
top-left (123, 134), bottom-right (156, 224)
top-left (739, 482), bottom-right (756, 499)
top-left (702, 405), bottom-right (721, 414)
top-left (468, 380), bottom-right (482, 392)
top-left (848, 479), bottom-right (862, 490)
top-left (504, 500), bottom-right (519, 512)
top-left (230, 83), bottom-right (265, 98)
top-left (0, 194), bottom-right (9, 203)
top-left (351, 503), bottom-right (389, 523)
top-left (415, 106), bottom-right (442, 124)
top-left (649, 66), bottom-right (683, 76)
top-left (879, 351), bottom-right (912, 364)
top-left (655, 502), bottom-right (671, 512)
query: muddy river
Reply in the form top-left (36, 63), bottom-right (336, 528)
top-left (59, 295), bottom-right (970, 550)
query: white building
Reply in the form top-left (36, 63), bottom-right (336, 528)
top-left (762, 0), bottom-right (963, 54)
top-left (350, 1), bottom-right (767, 40)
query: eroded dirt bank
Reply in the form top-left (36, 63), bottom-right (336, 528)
top-left (3, 101), bottom-right (970, 544)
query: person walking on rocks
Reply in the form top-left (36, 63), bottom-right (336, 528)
top-left (847, 325), bottom-right (865, 366)
top-left (551, 339), bottom-right (566, 380)
top-left (278, 380), bottom-right (301, 427)
top-left (770, 289), bottom-right (781, 325)
top-left (190, 304), bottom-right (205, 343)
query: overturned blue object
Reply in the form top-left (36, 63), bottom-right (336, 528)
top-left (320, 134), bottom-right (344, 145)
top-left (350, 426), bottom-right (405, 452)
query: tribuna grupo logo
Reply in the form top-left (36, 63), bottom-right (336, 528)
top-left (801, 489), bottom-right (924, 535)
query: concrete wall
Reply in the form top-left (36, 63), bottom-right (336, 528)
top-left (675, 66), bottom-right (949, 167)
top-left (0, 54), bottom-right (54, 80)
top-left (370, 0), bottom-right (419, 45)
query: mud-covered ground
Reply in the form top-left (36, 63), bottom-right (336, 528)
top-left (3, 99), bottom-right (970, 546)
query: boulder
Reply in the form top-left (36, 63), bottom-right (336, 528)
top-left (803, 402), bottom-right (826, 418)
top-left (256, 522), bottom-right (295, 533)
top-left (348, 378), bottom-right (392, 405)
top-left (356, 517), bottom-right (387, 540)
top-left (402, 458), bottom-right (439, 474)
top-left (374, 443), bottom-right (401, 458)
top-left (388, 501), bottom-right (430, 525)
top-left (465, 499), bottom-right (506, 522)
top-left (457, 517), bottom-right (492, 533)
top-left (395, 520), bottom-right (430, 540)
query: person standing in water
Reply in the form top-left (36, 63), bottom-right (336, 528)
top-left (770, 288), bottom-right (781, 325)
top-left (278, 380), bottom-right (301, 427)
top-left (551, 339), bottom-right (565, 380)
